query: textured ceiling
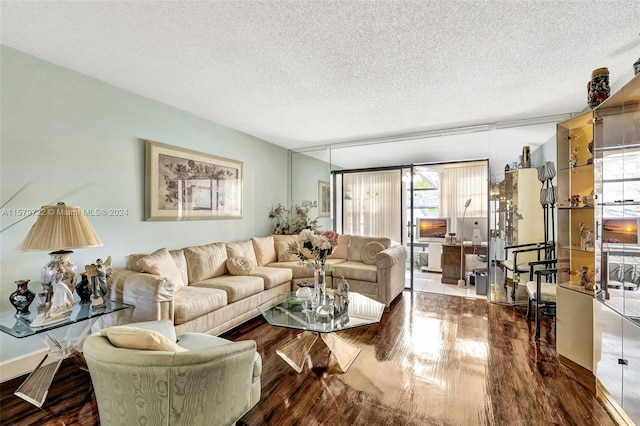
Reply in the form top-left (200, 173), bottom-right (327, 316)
top-left (1, 0), bottom-right (639, 159)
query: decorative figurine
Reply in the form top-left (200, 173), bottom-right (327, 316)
top-left (569, 145), bottom-right (579, 168)
top-left (334, 276), bottom-right (350, 315)
top-left (579, 223), bottom-right (594, 250)
top-left (578, 266), bottom-right (596, 291)
top-left (76, 272), bottom-right (93, 304)
top-left (30, 273), bottom-right (73, 327)
top-left (570, 195), bottom-right (581, 207)
top-left (582, 194), bottom-right (594, 208)
top-left (49, 273), bottom-right (74, 316)
top-left (85, 256), bottom-right (112, 309)
top-left (586, 141), bottom-right (594, 165)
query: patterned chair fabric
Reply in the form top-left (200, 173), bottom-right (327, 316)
top-left (83, 320), bottom-right (260, 426)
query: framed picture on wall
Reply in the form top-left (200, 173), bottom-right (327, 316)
top-left (145, 140), bottom-right (243, 221)
top-left (318, 180), bottom-right (330, 218)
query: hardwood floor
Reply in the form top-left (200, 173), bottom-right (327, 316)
top-left (1, 291), bottom-right (616, 426)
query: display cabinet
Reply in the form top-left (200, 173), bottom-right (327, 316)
top-left (557, 113), bottom-right (596, 293)
top-left (496, 168), bottom-right (545, 292)
top-left (592, 73), bottom-right (640, 425)
top-left (556, 107), bottom-right (596, 374)
top-left (501, 168), bottom-right (545, 247)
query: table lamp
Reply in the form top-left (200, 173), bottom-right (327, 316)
top-left (18, 202), bottom-right (103, 292)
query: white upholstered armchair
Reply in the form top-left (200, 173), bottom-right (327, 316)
top-left (83, 320), bottom-right (261, 426)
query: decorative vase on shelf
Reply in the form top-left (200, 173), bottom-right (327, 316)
top-left (521, 146), bottom-right (531, 168)
top-left (587, 67), bottom-right (610, 108)
top-left (9, 279), bottom-right (36, 317)
top-left (315, 266), bottom-right (326, 304)
top-left (634, 57), bottom-right (640, 75)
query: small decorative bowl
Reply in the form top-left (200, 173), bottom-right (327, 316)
top-left (296, 287), bottom-right (314, 299)
top-left (316, 304), bottom-right (333, 317)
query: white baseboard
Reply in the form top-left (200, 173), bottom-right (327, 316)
top-left (0, 348), bottom-right (48, 383)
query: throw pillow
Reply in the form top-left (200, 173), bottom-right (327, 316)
top-left (225, 240), bottom-right (258, 265)
top-left (136, 248), bottom-right (186, 288)
top-left (226, 256), bottom-right (256, 276)
top-left (327, 234), bottom-right (351, 259)
top-left (362, 241), bottom-right (385, 265)
top-left (100, 326), bottom-right (188, 352)
top-left (168, 249), bottom-right (189, 287)
top-left (183, 242), bottom-right (227, 283)
top-left (275, 241), bottom-right (299, 262)
top-left (252, 236), bottom-right (277, 266)
top-left (125, 253), bottom-right (147, 272)
top-left (348, 236), bottom-right (391, 262)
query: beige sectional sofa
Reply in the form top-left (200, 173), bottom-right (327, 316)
top-left (107, 234), bottom-right (406, 336)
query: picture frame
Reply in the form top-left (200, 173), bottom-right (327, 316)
top-left (145, 140), bottom-right (243, 221)
top-left (318, 180), bottom-right (330, 218)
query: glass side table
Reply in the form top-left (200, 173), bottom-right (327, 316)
top-left (0, 299), bottom-right (130, 407)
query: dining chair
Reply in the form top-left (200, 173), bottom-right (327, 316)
top-left (523, 259), bottom-right (557, 339)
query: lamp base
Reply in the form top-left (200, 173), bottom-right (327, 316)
top-left (41, 250), bottom-right (78, 293)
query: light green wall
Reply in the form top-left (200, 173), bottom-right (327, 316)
top-left (0, 46), bottom-right (288, 365)
top-left (290, 151), bottom-right (332, 231)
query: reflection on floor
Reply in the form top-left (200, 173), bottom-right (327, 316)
top-left (409, 270), bottom-right (486, 300)
top-left (409, 267), bottom-right (532, 305)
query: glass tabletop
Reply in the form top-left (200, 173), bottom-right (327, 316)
top-left (0, 300), bottom-right (130, 338)
top-left (258, 291), bottom-right (384, 333)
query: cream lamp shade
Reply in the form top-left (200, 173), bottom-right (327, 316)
top-left (18, 203), bottom-right (103, 251)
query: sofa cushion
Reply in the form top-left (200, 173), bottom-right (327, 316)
top-left (226, 256), bottom-right (256, 276)
top-left (348, 236), bottom-right (391, 262)
top-left (327, 234), bottom-right (350, 259)
top-left (266, 261), bottom-right (315, 279)
top-left (125, 253), bottom-right (147, 271)
top-left (191, 275), bottom-right (264, 303)
top-left (275, 241), bottom-right (298, 262)
top-left (183, 242), bottom-right (227, 283)
top-left (273, 235), bottom-right (299, 261)
top-left (251, 266), bottom-right (293, 289)
top-left (100, 326), bottom-right (188, 352)
top-left (169, 249), bottom-right (189, 288)
top-left (266, 259), bottom-right (346, 279)
top-left (173, 286), bottom-right (228, 324)
top-left (135, 248), bottom-right (187, 289)
top-left (362, 241), bottom-right (385, 265)
top-left (225, 240), bottom-right (258, 265)
top-left (333, 261), bottom-right (378, 282)
top-left (252, 236), bottom-right (277, 266)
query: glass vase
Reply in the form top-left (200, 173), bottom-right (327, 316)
top-left (315, 266), bottom-right (326, 304)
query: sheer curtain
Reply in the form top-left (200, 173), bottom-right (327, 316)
top-left (343, 170), bottom-right (402, 242)
top-left (440, 164), bottom-right (488, 234)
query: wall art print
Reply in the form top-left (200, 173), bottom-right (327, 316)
top-left (318, 180), bottom-right (330, 218)
top-left (145, 140), bottom-right (242, 221)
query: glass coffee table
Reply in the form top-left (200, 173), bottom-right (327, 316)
top-left (258, 291), bottom-right (384, 373)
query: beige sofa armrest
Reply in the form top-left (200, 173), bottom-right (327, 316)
top-left (108, 268), bottom-right (176, 323)
top-left (376, 244), bottom-right (404, 268)
top-left (375, 244), bottom-right (407, 307)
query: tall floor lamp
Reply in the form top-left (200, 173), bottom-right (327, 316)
top-left (458, 198), bottom-right (472, 287)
